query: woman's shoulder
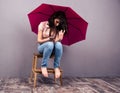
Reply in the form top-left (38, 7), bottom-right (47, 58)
top-left (39, 21), bottom-right (48, 26)
top-left (38, 21), bottom-right (49, 30)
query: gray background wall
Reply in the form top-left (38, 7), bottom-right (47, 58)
top-left (0, 0), bottom-right (120, 78)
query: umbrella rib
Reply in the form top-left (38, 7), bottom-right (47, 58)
top-left (64, 7), bottom-right (69, 12)
top-left (68, 23), bottom-right (83, 36)
top-left (37, 12), bottom-right (50, 16)
top-left (30, 12), bottom-right (50, 17)
top-left (49, 5), bottom-right (56, 12)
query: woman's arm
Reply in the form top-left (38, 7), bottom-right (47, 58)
top-left (37, 25), bottom-right (50, 43)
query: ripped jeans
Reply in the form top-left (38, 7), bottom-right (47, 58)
top-left (38, 41), bottom-right (63, 68)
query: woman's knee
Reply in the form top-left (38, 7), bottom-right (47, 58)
top-left (55, 42), bottom-right (62, 50)
top-left (46, 42), bottom-right (54, 50)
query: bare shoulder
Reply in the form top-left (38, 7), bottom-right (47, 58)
top-left (38, 21), bottom-right (48, 30)
top-left (39, 21), bottom-right (48, 26)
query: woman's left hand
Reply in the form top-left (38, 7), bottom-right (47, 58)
top-left (54, 30), bottom-right (65, 42)
top-left (58, 30), bottom-right (65, 40)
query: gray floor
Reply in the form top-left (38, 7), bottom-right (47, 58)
top-left (0, 76), bottom-right (120, 93)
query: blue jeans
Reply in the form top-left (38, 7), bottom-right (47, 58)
top-left (38, 41), bottom-right (63, 68)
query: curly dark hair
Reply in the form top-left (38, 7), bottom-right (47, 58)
top-left (48, 11), bottom-right (68, 35)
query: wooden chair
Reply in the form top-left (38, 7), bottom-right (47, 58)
top-left (30, 53), bottom-right (63, 88)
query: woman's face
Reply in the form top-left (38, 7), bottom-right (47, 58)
top-left (54, 18), bottom-right (60, 26)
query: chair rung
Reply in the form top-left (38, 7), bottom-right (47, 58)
top-left (34, 68), bottom-right (62, 73)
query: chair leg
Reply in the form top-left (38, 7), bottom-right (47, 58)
top-left (34, 73), bottom-right (37, 88)
top-left (54, 71), bottom-right (63, 85)
top-left (30, 55), bottom-right (35, 82)
top-left (54, 73), bottom-right (56, 83)
top-left (60, 72), bottom-right (63, 85)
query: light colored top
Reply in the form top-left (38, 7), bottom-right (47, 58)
top-left (38, 21), bottom-right (65, 43)
top-left (38, 21), bottom-right (50, 38)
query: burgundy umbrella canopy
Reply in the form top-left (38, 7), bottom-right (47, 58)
top-left (28, 3), bottom-right (88, 46)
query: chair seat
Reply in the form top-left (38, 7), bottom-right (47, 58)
top-left (34, 53), bottom-right (54, 58)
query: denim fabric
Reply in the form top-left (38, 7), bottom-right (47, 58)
top-left (38, 41), bottom-right (63, 68)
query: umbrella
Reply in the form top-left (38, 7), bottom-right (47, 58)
top-left (28, 3), bottom-right (88, 46)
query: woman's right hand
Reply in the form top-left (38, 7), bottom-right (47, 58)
top-left (49, 35), bottom-right (55, 41)
top-left (49, 36), bottom-right (54, 39)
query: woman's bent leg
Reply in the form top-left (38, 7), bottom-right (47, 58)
top-left (54, 42), bottom-right (63, 68)
top-left (54, 42), bottom-right (63, 78)
top-left (38, 42), bottom-right (54, 77)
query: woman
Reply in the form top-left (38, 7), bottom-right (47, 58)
top-left (37, 11), bottom-right (67, 78)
